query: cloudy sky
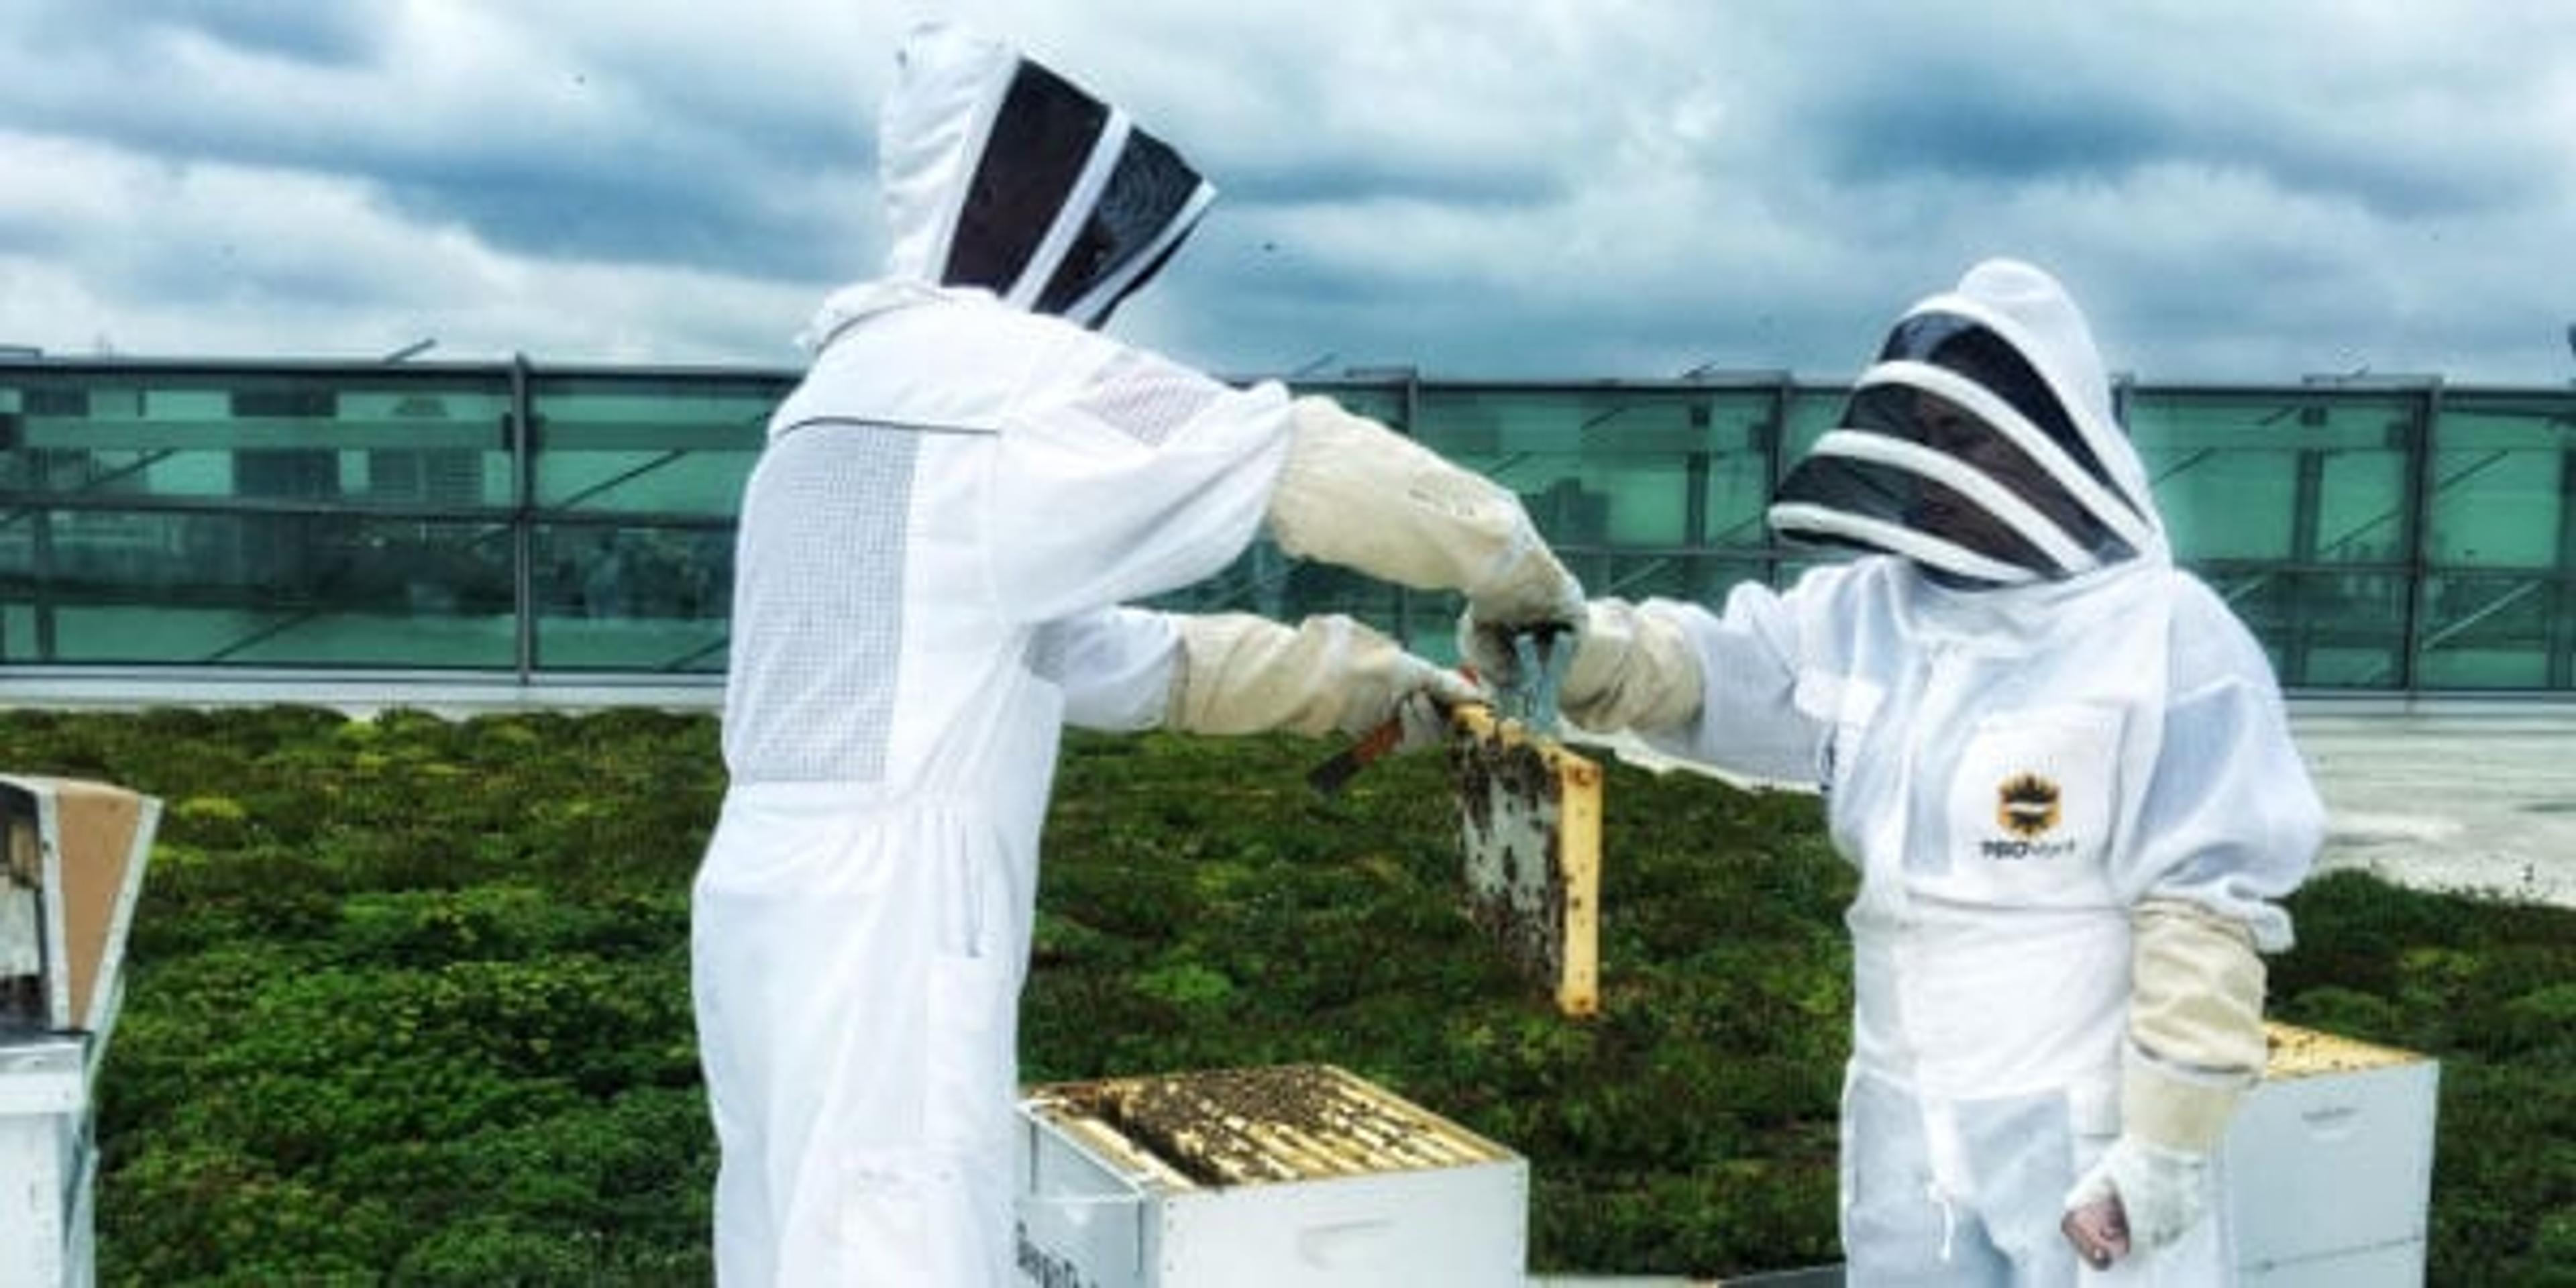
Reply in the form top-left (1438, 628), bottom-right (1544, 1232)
top-left (3, 0), bottom-right (2572, 384)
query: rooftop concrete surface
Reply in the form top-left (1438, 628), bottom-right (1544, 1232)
top-left (2289, 702), bottom-right (2576, 908)
top-left (1580, 697), bottom-right (2576, 912)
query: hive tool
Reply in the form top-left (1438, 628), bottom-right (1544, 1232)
top-left (1303, 625), bottom-right (1572, 797)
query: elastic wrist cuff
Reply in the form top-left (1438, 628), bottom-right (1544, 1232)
top-left (2122, 1042), bottom-right (2247, 1154)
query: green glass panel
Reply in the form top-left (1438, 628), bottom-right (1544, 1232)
top-left (1410, 387), bottom-right (1765, 549)
top-left (0, 364), bottom-right (2566, 694)
top-left (1287, 380), bottom-right (1407, 428)
top-left (1781, 388), bottom-right (1845, 460)
top-left (2203, 568), bottom-right (2409, 689)
top-left (2424, 394), bottom-right (2573, 570)
top-left (2312, 449), bottom-right (2411, 565)
top-left (530, 374), bottom-right (786, 515)
top-left (7, 510), bottom-right (513, 666)
top-left (2129, 390), bottom-right (2419, 564)
top-left (0, 602), bottom-right (29, 663)
top-left (1702, 399), bottom-right (1778, 552)
top-left (2417, 572), bottom-right (2564, 689)
top-left (530, 523), bottom-right (732, 672)
top-left (0, 368), bottom-right (514, 508)
top-left (1409, 388), bottom-right (1603, 547)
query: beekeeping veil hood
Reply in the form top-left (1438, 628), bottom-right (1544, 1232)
top-left (1770, 259), bottom-right (2168, 587)
top-left (877, 20), bottom-right (1216, 327)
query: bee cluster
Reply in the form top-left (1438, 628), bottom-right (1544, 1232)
top-left (1032, 1064), bottom-right (1505, 1188)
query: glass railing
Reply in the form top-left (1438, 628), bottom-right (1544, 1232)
top-left (3, 359), bottom-right (2569, 693)
top-left (0, 360), bottom-right (787, 676)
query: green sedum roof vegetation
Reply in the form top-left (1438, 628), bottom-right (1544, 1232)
top-left (1, 706), bottom-right (2566, 1283)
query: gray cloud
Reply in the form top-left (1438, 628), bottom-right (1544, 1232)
top-left (0, 1), bottom-right (879, 283)
top-left (11, 0), bottom-right (396, 67)
top-left (1758, 4), bottom-right (2568, 223)
top-left (146, 0), bottom-right (397, 65)
top-left (0, 1), bottom-right (2571, 382)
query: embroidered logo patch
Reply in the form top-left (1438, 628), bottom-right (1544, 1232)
top-left (1996, 771), bottom-right (2062, 839)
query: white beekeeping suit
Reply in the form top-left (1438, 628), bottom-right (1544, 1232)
top-left (692, 21), bottom-right (1566, 1287)
top-left (1468, 259), bottom-right (2322, 1284)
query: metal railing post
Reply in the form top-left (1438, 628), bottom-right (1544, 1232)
top-left (2399, 384), bottom-right (2439, 693)
top-left (510, 354), bottom-right (536, 684)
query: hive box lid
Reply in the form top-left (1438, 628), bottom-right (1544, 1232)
top-left (1, 775), bottom-right (162, 1046)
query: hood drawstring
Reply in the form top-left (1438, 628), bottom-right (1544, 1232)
top-left (1925, 1179), bottom-right (1960, 1263)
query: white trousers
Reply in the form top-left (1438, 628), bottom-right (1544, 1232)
top-left (692, 784), bottom-right (1026, 1287)
top-left (1841, 1067), bottom-right (2229, 1287)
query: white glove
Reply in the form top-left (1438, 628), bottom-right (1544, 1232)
top-left (2063, 1134), bottom-right (2208, 1259)
top-left (1264, 396), bottom-right (1585, 633)
top-left (1167, 612), bottom-right (1477, 739)
top-left (1458, 598), bottom-right (1704, 733)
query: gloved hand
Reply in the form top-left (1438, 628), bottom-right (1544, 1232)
top-left (1167, 612), bottom-right (1478, 739)
top-left (2059, 898), bottom-right (2267, 1267)
top-left (1388, 686), bottom-right (1461, 753)
top-left (2062, 1135), bottom-right (2208, 1263)
top-left (1458, 598), bottom-right (1704, 734)
top-left (1264, 396), bottom-right (1585, 635)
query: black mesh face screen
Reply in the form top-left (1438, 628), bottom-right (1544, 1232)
top-left (1837, 384), bottom-right (2136, 564)
top-left (1878, 310), bottom-right (2133, 514)
top-left (942, 60), bottom-right (1109, 294)
top-left (1035, 127), bottom-right (1205, 319)
top-left (1776, 441), bottom-right (1920, 518)
top-left (1773, 450), bottom-right (2063, 576)
top-left (1081, 225), bottom-right (1193, 327)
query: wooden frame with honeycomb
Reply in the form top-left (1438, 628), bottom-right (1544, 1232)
top-left (1448, 704), bottom-right (1601, 1018)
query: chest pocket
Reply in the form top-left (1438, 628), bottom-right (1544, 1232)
top-left (1929, 703), bottom-right (2122, 908)
top-left (1793, 671), bottom-right (1883, 770)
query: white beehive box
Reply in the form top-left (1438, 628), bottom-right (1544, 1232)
top-left (1, 1037), bottom-right (92, 1288)
top-left (1, 774), bottom-right (160, 1288)
top-left (2226, 1022), bottom-right (2439, 1286)
top-left (1014, 1064), bottom-right (1528, 1287)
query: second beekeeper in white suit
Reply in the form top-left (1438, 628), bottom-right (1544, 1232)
top-left (1466, 258), bottom-right (2322, 1284)
top-left (690, 21), bottom-right (1585, 1287)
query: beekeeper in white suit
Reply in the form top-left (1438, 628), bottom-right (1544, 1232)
top-left (1466, 259), bottom-right (2322, 1284)
top-left (691, 20), bottom-right (1583, 1287)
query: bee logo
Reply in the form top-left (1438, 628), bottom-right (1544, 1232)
top-left (1996, 772), bottom-right (2062, 839)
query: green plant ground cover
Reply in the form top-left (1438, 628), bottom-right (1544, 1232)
top-left (0, 707), bottom-right (2567, 1284)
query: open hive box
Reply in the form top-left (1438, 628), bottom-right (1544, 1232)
top-left (2225, 1022), bottom-right (2439, 1284)
top-left (2259, 1021), bottom-right (2423, 1080)
top-left (1449, 704), bottom-right (1601, 1018)
top-left (1015, 1064), bottom-right (1527, 1287)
